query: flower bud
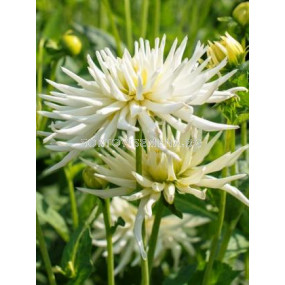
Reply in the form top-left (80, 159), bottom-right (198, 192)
top-left (44, 39), bottom-right (62, 55)
top-left (61, 30), bottom-right (82, 56)
top-left (207, 32), bottom-right (246, 68)
top-left (82, 166), bottom-right (108, 189)
top-left (233, 2), bottom-right (249, 26)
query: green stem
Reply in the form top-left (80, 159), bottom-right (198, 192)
top-left (102, 0), bottom-right (122, 57)
top-left (64, 165), bottom-right (79, 230)
top-left (245, 250), bottom-right (249, 280)
top-left (202, 128), bottom-right (233, 285)
top-left (36, 38), bottom-right (45, 129)
top-left (36, 212), bottom-right (57, 285)
top-left (217, 121), bottom-right (248, 261)
top-left (124, 0), bottom-right (133, 52)
top-left (153, 0), bottom-right (160, 41)
top-left (217, 208), bottom-right (244, 261)
top-left (148, 198), bottom-right (164, 273)
top-left (135, 128), bottom-right (149, 285)
top-left (241, 121), bottom-right (248, 160)
top-left (101, 198), bottom-right (115, 285)
top-left (140, 0), bottom-right (149, 38)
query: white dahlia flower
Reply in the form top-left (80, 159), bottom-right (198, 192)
top-left (78, 126), bottom-right (249, 258)
top-left (92, 197), bottom-right (209, 274)
top-left (38, 36), bottom-right (246, 173)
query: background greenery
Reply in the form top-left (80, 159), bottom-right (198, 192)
top-left (36, 0), bottom-right (249, 284)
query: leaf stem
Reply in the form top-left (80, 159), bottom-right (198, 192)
top-left (36, 38), bottom-right (45, 130)
top-left (36, 212), bottom-right (57, 285)
top-left (148, 198), bottom-right (164, 274)
top-left (140, 0), bottom-right (149, 38)
top-left (101, 198), bottom-right (115, 285)
top-left (102, 0), bottom-right (122, 57)
top-left (64, 165), bottom-right (79, 230)
top-left (202, 127), bottom-right (234, 285)
top-left (124, 0), bottom-right (133, 52)
top-left (136, 128), bottom-right (149, 285)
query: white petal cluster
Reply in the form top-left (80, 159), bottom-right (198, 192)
top-left (38, 36), bottom-right (246, 173)
top-left (92, 197), bottom-right (209, 275)
top-left (78, 126), bottom-right (249, 258)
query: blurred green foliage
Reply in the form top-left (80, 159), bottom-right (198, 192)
top-left (36, 0), bottom-right (249, 284)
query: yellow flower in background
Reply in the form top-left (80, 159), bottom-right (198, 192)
top-left (208, 32), bottom-right (246, 68)
top-left (61, 30), bottom-right (82, 56)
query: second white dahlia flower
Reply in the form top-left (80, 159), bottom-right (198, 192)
top-left (39, 36), bottom-right (246, 173)
top-left (78, 126), bottom-right (249, 258)
top-left (92, 197), bottom-right (209, 274)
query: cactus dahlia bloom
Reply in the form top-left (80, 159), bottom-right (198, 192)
top-left (92, 197), bottom-right (209, 274)
top-left (78, 126), bottom-right (249, 258)
top-left (38, 36), bottom-right (246, 173)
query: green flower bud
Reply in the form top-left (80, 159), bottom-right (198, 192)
top-left (61, 30), bottom-right (82, 56)
top-left (207, 32), bottom-right (246, 68)
top-left (82, 166), bottom-right (108, 189)
top-left (44, 39), bottom-right (62, 55)
top-left (233, 2), bottom-right (249, 26)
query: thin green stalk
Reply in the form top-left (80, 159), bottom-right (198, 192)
top-left (135, 128), bottom-right (149, 285)
top-left (101, 199), bottom-right (115, 285)
top-left (140, 0), bottom-right (149, 38)
top-left (217, 207), bottom-right (244, 261)
top-left (124, 0), bottom-right (133, 52)
top-left (202, 128), bottom-right (233, 285)
top-left (64, 165), bottom-right (79, 230)
top-left (217, 121), bottom-right (249, 260)
top-left (102, 0), bottom-right (122, 57)
top-left (230, 130), bottom-right (237, 185)
top-left (245, 250), bottom-right (249, 280)
top-left (153, 0), bottom-right (160, 40)
top-left (37, 38), bottom-right (45, 129)
top-left (241, 121), bottom-right (248, 160)
top-left (36, 212), bottom-right (57, 285)
top-left (148, 198), bottom-right (164, 273)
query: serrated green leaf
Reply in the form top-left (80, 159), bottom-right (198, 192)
top-left (163, 265), bottom-right (196, 285)
top-left (224, 233), bottom-right (249, 261)
top-left (175, 193), bottom-right (216, 220)
top-left (211, 262), bottom-right (240, 285)
top-left (36, 192), bottom-right (70, 242)
top-left (162, 197), bottom-right (183, 219)
top-left (110, 216), bottom-right (126, 234)
top-left (67, 230), bottom-right (93, 285)
top-left (78, 194), bottom-right (98, 223)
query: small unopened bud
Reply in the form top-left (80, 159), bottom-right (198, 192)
top-left (82, 166), bottom-right (108, 189)
top-left (44, 39), bottom-right (61, 55)
top-left (207, 32), bottom-right (246, 68)
top-left (61, 30), bottom-right (82, 56)
top-left (233, 2), bottom-right (249, 26)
